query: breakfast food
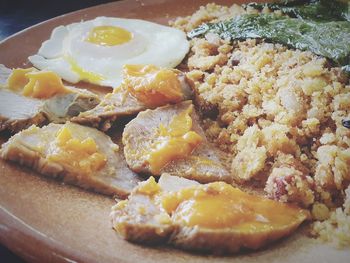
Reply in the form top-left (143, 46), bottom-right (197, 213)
top-left (0, 65), bottom-right (100, 132)
top-left (72, 64), bottom-right (193, 131)
top-left (0, 0), bottom-right (349, 257)
top-left (0, 66), bottom-right (46, 131)
top-left (172, 0), bottom-right (350, 247)
top-left (123, 101), bottom-right (231, 183)
top-left (7, 67), bottom-right (71, 99)
top-left (0, 89), bottom-right (46, 132)
top-left (28, 17), bottom-right (190, 87)
top-left (0, 122), bottom-right (141, 197)
top-left (111, 174), bottom-right (310, 253)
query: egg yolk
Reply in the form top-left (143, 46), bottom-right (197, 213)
top-left (147, 105), bottom-right (203, 174)
top-left (86, 26), bottom-right (133, 46)
top-left (7, 68), bottom-right (70, 99)
top-left (157, 180), bottom-right (310, 232)
top-left (122, 64), bottom-right (184, 107)
top-left (47, 126), bottom-right (107, 175)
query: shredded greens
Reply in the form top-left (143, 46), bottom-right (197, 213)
top-left (188, 0), bottom-right (350, 72)
top-left (245, 0), bottom-right (350, 22)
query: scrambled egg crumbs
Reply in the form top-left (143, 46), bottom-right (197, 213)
top-left (172, 3), bottom-right (350, 247)
top-left (311, 186), bottom-right (350, 248)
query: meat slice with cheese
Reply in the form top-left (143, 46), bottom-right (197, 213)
top-left (0, 65), bottom-right (46, 132)
top-left (0, 65), bottom-right (100, 132)
top-left (72, 64), bottom-right (193, 131)
top-left (122, 101), bottom-right (231, 183)
top-left (111, 174), bottom-right (310, 254)
top-left (0, 122), bottom-right (141, 197)
top-left (43, 90), bottom-right (100, 123)
top-left (71, 87), bottom-right (148, 131)
top-left (0, 89), bottom-right (47, 132)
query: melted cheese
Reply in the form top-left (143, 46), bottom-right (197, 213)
top-left (161, 182), bottom-right (310, 230)
top-left (7, 67), bottom-right (71, 99)
top-left (47, 126), bottom-right (107, 174)
top-left (7, 67), bottom-right (37, 91)
top-left (22, 71), bottom-right (71, 99)
top-left (136, 176), bottom-right (161, 195)
top-left (123, 64), bottom-right (183, 107)
top-left (147, 105), bottom-right (203, 174)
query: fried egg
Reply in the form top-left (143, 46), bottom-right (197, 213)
top-left (28, 17), bottom-right (189, 88)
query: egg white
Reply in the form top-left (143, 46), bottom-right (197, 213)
top-left (28, 17), bottom-right (190, 88)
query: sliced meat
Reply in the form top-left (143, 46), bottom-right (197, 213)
top-left (111, 174), bottom-right (310, 254)
top-left (0, 122), bottom-right (141, 197)
top-left (72, 73), bottom-right (194, 132)
top-left (110, 175), bottom-right (197, 244)
top-left (0, 65), bottom-right (100, 133)
top-left (43, 89), bottom-right (100, 123)
top-left (122, 101), bottom-right (231, 183)
top-left (0, 89), bottom-right (47, 132)
top-left (158, 172), bottom-right (200, 191)
top-left (111, 185), bottom-right (174, 244)
top-left (71, 87), bottom-right (149, 131)
top-left (0, 89), bottom-right (99, 133)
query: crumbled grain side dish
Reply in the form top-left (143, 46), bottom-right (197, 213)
top-left (171, 3), bottom-right (350, 247)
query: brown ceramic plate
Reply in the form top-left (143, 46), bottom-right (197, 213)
top-left (0, 0), bottom-right (349, 262)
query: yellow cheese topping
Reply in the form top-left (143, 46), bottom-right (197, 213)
top-left (7, 67), bottom-right (37, 91)
top-left (147, 105), bottom-right (203, 174)
top-left (129, 176), bottom-right (310, 241)
top-left (47, 126), bottom-right (107, 174)
top-left (130, 176), bottom-right (309, 234)
top-left (7, 68), bottom-right (71, 99)
top-left (136, 176), bottom-right (161, 195)
top-left (23, 71), bottom-right (70, 99)
top-left (123, 64), bottom-right (184, 107)
top-left (161, 182), bottom-right (310, 231)
top-left (86, 26), bottom-right (133, 46)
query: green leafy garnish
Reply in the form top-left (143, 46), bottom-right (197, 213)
top-left (188, 1), bottom-right (350, 72)
top-left (245, 0), bottom-right (350, 22)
